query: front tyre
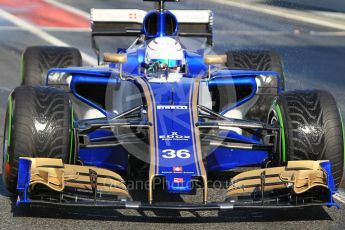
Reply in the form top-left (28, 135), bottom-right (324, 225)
top-left (269, 90), bottom-right (344, 186)
top-left (2, 86), bottom-right (72, 193)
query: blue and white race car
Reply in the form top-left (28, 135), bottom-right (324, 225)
top-left (2, 0), bottom-right (344, 211)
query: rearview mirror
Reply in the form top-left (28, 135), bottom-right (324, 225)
top-left (204, 54), bottom-right (227, 65)
top-left (204, 54), bottom-right (227, 79)
top-left (103, 53), bottom-right (127, 80)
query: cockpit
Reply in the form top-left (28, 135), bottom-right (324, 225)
top-left (141, 37), bottom-right (186, 78)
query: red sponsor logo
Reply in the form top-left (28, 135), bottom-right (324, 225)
top-left (174, 178), bottom-right (184, 183)
top-left (173, 166), bottom-right (183, 172)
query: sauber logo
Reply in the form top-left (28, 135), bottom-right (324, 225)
top-left (129, 13), bottom-right (137, 19)
top-left (157, 105), bottom-right (188, 110)
top-left (159, 132), bottom-right (190, 141)
top-left (173, 166), bottom-right (183, 173)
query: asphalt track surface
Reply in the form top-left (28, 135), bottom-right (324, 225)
top-left (0, 0), bottom-right (345, 229)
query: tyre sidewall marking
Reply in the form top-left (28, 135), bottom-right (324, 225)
top-left (275, 104), bottom-right (286, 163)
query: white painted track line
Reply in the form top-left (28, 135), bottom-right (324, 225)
top-left (210, 0), bottom-right (345, 31)
top-left (48, 0), bottom-right (345, 31)
top-left (0, 8), bottom-right (97, 66)
top-left (0, 26), bottom-right (90, 32)
top-left (43, 0), bottom-right (90, 19)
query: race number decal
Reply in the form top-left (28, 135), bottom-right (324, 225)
top-left (162, 149), bottom-right (191, 159)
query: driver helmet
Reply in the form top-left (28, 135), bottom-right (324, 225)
top-left (145, 37), bottom-right (185, 73)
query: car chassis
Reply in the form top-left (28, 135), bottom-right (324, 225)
top-left (8, 0), bottom-right (341, 212)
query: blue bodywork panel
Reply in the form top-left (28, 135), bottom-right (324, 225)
top-left (79, 130), bottom-right (128, 172)
top-left (150, 79), bottom-right (201, 193)
top-left (206, 130), bottom-right (268, 171)
top-left (47, 64), bottom-right (280, 193)
top-left (42, 8), bottom-right (283, 194)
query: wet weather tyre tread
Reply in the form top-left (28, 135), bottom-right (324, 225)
top-left (21, 46), bottom-right (82, 86)
top-left (226, 50), bottom-right (285, 121)
top-left (4, 86), bottom-right (71, 194)
top-left (273, 90), bottom-right (344, 187)
top-left (226, 50), bottom-right (285, 89)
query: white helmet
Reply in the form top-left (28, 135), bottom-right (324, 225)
top-left (145, 37), bottom-right (185, 71)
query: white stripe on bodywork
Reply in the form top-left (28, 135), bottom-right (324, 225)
top-left (43, 0), bottom-right (90, 19)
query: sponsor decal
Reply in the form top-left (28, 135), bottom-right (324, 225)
top-left (161, 170), bottom-right (194, 174)
top-left (159, 132), bottom-right (190, 141)
top-left (157, 105), bottom-right (188, 110)
top-left (174, 178), bottom-right (184, 183)
top-left (129, 13), bottom-right (137, 19)
top-left (173, 166), bottom-right (183, 173)
top-left (162, 149), bottom-right (191, 159)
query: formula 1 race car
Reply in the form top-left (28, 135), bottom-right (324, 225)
top-left (2, 0), bottom-right (344, 211)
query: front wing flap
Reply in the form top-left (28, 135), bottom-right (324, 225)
top-left (17, 158), bottom-right (129, 204)
top-left (16, 158), bottom-right (338, 210)
top-left (227, 160), bottom-right (335, 197)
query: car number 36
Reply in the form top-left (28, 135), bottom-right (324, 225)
top-left (162, 149), bottom-right (191, 159)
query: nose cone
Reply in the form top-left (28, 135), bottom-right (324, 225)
top-left (149, 78), bottom-right (206, 194)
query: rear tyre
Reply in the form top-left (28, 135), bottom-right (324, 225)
top-left (2, 86), bottom-right (72, 193)
top-left (269, 90), bottom-right (344, 187)
top-left (226, 50), bottom-right (284, 121)
top-left (20, 46), bottom-right (82, 86)
top-left (226, 50), bottom-right (284, 88)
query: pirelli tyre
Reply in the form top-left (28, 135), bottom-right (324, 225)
top-left (268, 90), bottom-right (344, 187)
top-left (226, 50), bottom-right (285, 89)
top-left (20, 46), bottom-right (82, 86)
top-left (2, 86), bottom-right (73, 194)
top-left (226, 50), bottom-right (284, 121)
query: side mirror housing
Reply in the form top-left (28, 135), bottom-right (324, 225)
top-left (103, 53), bottom-right (127, 80)
top-left (204, 54), bottom-right (227, 79)
top-left (204, 54), bottom-right (227, 65)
